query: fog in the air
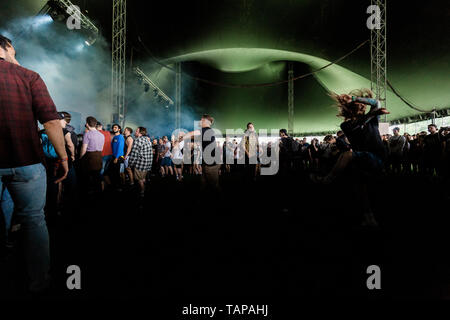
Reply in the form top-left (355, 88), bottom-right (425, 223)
top-left (0, 5), bottom-right (199, 137)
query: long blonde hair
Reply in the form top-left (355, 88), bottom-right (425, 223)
top-left (330, 88), bottom-right (374, 120)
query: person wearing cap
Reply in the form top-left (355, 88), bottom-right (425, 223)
top-left (0, 34), bottom-right (68, 293)
top-left (57, 111), bottom-right (78, 212)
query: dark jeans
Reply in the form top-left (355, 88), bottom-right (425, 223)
top-left (0, 163), bottom-right (50, 292)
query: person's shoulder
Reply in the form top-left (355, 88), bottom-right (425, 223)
top-left (340, 120), bottom-right (351, 129)
top-left (5, 62), bottom-right (41, 81)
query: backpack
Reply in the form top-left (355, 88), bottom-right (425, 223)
top-left (39, 131), bottom-right (58, 159)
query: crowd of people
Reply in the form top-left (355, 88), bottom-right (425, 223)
top-left (282, 124), bottom-right (450, 178)
top-left (1, 33), bottom-right (449, 295)
top-left (37, 110), bottom-right (450, 222)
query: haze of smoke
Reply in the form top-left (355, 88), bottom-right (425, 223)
top-left (1, 12), bottom-right (202, 137)
top-left (125, 61), bottom-right (202, 138)
top-left (1, 15), bottom-right (112, 132)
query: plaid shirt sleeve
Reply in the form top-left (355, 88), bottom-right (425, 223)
top-left (30, 72), bottom-right (59, 124)
top-left (0, 62), bottom-right (59, 168)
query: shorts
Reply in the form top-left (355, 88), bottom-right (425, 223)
top-left (133, 168), bottom-right (148, 181)
top-left (352, 151), bottom-right (384, 173)
top-left (161, 157), bottom-right (172, 167)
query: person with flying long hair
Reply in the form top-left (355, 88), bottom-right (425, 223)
top-left (310, 88), bottom-right (389, 227)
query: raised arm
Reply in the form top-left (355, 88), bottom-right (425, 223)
top-left (183, 129), bottom-right (201, 141)
top-left (352, 96), bottom-right (381, 111)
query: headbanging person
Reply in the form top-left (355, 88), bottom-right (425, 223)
top-left (310, 88), bottom-right (389, 226)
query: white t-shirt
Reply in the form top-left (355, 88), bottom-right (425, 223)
top-left (164, 142), bottom-right (171, 157)
top-left (172, 141), bottom-right (184, 160)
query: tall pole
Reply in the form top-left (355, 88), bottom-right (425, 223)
top-left (370, 0), bottom-right (387, 122)
top-left (112, 0), bottom-right (126, 127)
top-left (175, 62), bottom-right (181, 129)
top-left (288, 62), bottom-right (294, 136)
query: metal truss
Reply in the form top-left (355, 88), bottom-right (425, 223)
top-left (112, 0), bottom-right (126, 127)
top-left (134, 67), bottom-right (174, 106)
top-left (175, 63), bottom-right (182, 129)
top-left (370, 0), bottom-right (387, 119)
top-left (47, 0), bottom-right (99, 34)
top-left (288, 62), bottom-right (295, 136)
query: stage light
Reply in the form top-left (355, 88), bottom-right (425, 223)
top-left (133, 67), bottom-right (174, 107)
top-left (144, 83), bottom-right (150, 92)
top-left (43, 0), bottom-right (99, 46)
top-left (34, 14), bottom-right (53, 26)
top-left (48, 8), bottom-right (66, 22)
top-left (84, 33), bottom-right (97, 46)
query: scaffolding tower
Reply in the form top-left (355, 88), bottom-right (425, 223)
top-left (112, 0), bottom-right (126, 127)
top-left (288, 62), bottom-right (294, 135)
top-left (175, 63), bottom-right (182, 129)
top-left (370, 0), bottom-right (387, 119)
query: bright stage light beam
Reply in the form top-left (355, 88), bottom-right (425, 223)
top-left (33, 14), bottom-right (54, 27)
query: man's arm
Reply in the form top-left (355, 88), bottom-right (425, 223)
top-left (183, 130), bottom-right (201, 141)
top-left (43, 120), bottom-right (69, 183)
top-left (125, 137), bottom-right (133, 158)
top-left (65, 132), bottom-right (75, 161)
top-left (44, 121), bottom-right (67, 159)
top-left (353, 96), bottom-right (381, 111)
top-left (118, 136), bottom-right (125, 158)
top-left (80, 143), bottom-right (88, 158)
top-left (31, 72), bottom-right (69, 182)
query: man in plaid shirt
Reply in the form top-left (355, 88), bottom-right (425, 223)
top-left (0, 35), bottom-right (68, 293)
top-left (128, 127), bottom-right (153, 197)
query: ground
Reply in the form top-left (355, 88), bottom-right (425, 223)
top-left (1, 168), bottom-right (449, 300)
